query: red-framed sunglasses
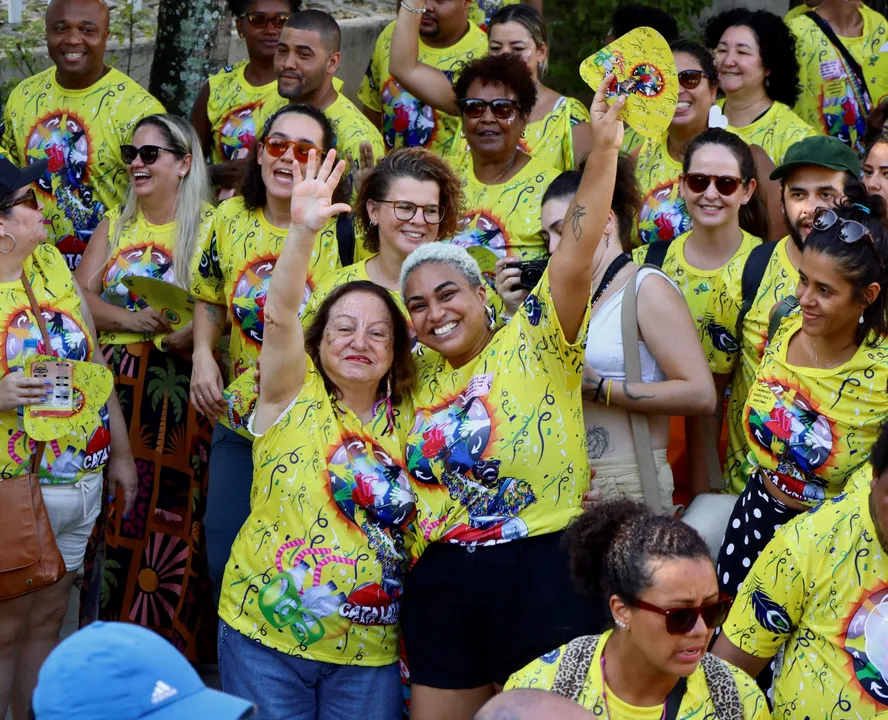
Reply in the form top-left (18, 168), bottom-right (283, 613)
top-left (262, 137), bottom-right (319, 162)
top-left (625, 594), bottom-right (734, 635)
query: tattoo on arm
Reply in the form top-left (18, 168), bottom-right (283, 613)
top-left (205, 303), bottom-right (224, 330)
top-left (585, 425), bottom-right (614, 460)
top-left (582, 374), bottom-right (600, 394)
top-left (622, 380), bottom-right (655, 402)
top-left (570, 203), bottom-right (586, 242)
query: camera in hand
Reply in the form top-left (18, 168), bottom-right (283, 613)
top-left (508, 259), bottom-right (549, 291)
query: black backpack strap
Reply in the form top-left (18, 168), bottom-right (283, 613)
top-left (336, 212), bottom-right (356, 267)
top-left (768, 294), bottom-right (800, 342)
top-left (643, 240), bottom-right (672, 269)
top-left (699, 653), bottom-right (744, 720)
top-left (735, 241), bottom-right (779, 340)
top-left (805, 12), bottom-right (873, 108)
top-left (551, 635), bottom-right (601, 702)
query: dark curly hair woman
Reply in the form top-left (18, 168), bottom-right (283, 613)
top-left (704, 8), bottom-right (815, 165)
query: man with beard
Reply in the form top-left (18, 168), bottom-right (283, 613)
top-left (359, 0), bottom-right (487, 155)
top-left (712, 422), bottom-right (888, 718)
top-left (258, 10), bottom-right (384, 204)
top-left (0, 0), bottom-right (163, 271)
top-left (698, 135), bottom-right (863, 495)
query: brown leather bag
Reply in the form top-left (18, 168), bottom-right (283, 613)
top-left (0, 272), bottom-right (66, 600)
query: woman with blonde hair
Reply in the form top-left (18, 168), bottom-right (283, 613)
top-left (75, 113), bottom-right (217, 660)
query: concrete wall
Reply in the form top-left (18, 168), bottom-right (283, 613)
top-left (0, 12), bottom-right (393, 105)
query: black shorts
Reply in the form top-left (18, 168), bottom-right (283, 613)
top-left (400, 531), bottom-right (607, 689)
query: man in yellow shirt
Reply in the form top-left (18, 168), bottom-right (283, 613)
top-left (0, 0), bottom-right (164, 271)
top-left (260, 10), bottom-right (385, 198)
top-left (359, 0), bottom-right (487, 154)
top-left (713, 423), bottom-right (888, 718)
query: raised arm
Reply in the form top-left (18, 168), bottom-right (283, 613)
top-left (549, 77), bottom-right (625, 342)
top-left (253, 149), bottom-right (350, 434)
top-left (389, 1), bottom-right (461, 116)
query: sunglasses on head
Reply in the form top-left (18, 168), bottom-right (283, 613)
top-left (242, 11), bottom-right (290, 28)
top-left (812, 207), bottom-right (882, 264)
top-left (459, 98), bottom-right (520, 120)
top-left (625, 594), bottom-right (734, 635)
top-left (121, 145), bottom-right (180, 165)
top-left (678, 69), bottom-right (710, 90)
top-left (262, 137), bottom-right (320, 162)
top-left (683, 173), bottom-right (746, 196)
top-left (0, 188), bottom-right (39, 213)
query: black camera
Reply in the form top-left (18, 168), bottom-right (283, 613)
top-left (507, 259), bottom-right (549, 291)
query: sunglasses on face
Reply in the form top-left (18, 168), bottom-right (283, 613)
top-left (376, 200), bottom-right (444, 224)
top-left (121, 145), bottom-right (179, 165)
top-left (678, 69), bottom-right (710, 90)
top-left (243, 12), bottom-right (290, 28)
top-left (0, 188), bottom-right (39, 213)
top-left (683, 173), bottom-right (746, 196)
top-left (262, 137), bottom-right (320, 162)
top-left (459, 98), bottom-right (520, 120)
top-left (625, 595), bottom-right (734, 635)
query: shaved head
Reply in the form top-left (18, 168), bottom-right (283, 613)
top-left (45, 0), bottom-right (110, 29)
top-left (474, 690), bottom-right (594, 720)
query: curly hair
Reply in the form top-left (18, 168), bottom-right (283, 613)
top-left (564, 500), bottom-right (710, 604)
top-left (227, 0), bottom-right (301, 18)
top-left (452, 53), bottom-right (538, 120)
top-left (804, 196), bottom-right (888, 347)
top-left (304, 281), bottom-right (415, 404)
top-left (240, 103), bottom-right (338, 210)
top-left (356, 148), bottom-right (465, 254)
top-left (542, 155), bottom-right (641, 252)
top-left (703, 8), bottom-right (801, 108)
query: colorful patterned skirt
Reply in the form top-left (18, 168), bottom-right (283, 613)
top-left (79, 341), bottom-right (215, 662)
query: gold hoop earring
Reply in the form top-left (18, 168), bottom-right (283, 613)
top-left (0, 232), bottom-right (17, 254)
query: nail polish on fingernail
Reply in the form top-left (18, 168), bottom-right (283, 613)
top-left (44, 381), bottom-right (53, 387)
top-left (40, 397), bottom-right (48, 403)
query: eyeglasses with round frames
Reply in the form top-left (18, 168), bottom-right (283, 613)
top-left (624, 594), bottom-right (734, 635)
top-left (375, 200), bottom-right (444, 224)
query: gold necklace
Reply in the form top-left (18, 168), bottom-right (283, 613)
top-left (491, 153), bottom-right (518, 184)
top-left (811, 337), bottom-right (854, 369)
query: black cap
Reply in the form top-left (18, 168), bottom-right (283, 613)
top-left (0, 156), bottom-right (48, 201)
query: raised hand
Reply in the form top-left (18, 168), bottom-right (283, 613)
top-left (289, 149), bottom-right (352, 232)
top-left (589, 73), bottom-right (627, 152)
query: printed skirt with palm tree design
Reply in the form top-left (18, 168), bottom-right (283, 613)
top-left (79, 341), bottom-right (216, 662)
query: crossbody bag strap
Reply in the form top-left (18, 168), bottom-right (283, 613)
top-left (805, 12), bottom-right (873, 110)
top-left (699, 653), bottom-right (744, 720)
top-left (551, 635), bottom-right (601, 702)
top-left (19, 271), bottom-right (50, 477)
top-left (620, 266), bottom-right (663, 514)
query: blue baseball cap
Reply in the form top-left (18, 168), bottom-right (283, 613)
top-left (32, 622), bottom-right (256, 720)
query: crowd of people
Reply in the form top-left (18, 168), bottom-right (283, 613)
top-left (1, 0), bottom-right (888, 718)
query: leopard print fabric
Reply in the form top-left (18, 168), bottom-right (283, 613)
top-left (549, 634), bottom-right (745, 719)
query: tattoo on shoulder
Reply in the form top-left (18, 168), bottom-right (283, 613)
top-left (622, 380), bottom-right (654, 402)
top-left (585, 425), bottom-right (613, 460)
top-left (570, 203), bottom-right (587, 242)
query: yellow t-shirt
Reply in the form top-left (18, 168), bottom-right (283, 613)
top-left (190, 196), bottom-right (339, 389)
top-left (505, 630), bottom-right (770, 718)
top-left (449, 96), bottom-right (591, 172)
top-left (631, 230), bottom-right (761, 332)
top-left (634, 132), bottom-right (690, 246)
top-left (723, 100), bottom-right (816, 165)
top-left (358, 20), bottom-right (488, 155)
top-left (99, 206), bottom-right (215, 346)
top-left (703, 238), bottom-right (798, 494)
top-left (722, 487), bottom-right (888, 718)
top-left (0, 67), bottom-right (165, 271)
top-left (621, 125), bottom-right (645, 156)
top-left (789, 5), bottom-right (888, 156)
top-left (406, 270), bottom-right (588, 549)
top-left (743, 310), bottom-right (888, 505)
top-left (469, 0), bottom-right (520, 32)
top-left (0, 244), bottom-right (111, 484)
top-left (219, 357), bottom-right (414, 665)
top-left (206, 60), bottom-right (281, 165)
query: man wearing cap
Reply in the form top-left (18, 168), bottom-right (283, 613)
top-left (31, 622), bottom-right (256, 719)
top-left (0, 0), bottom-right (164, 271)
top-left (700, 135), bottom-right (865, 496)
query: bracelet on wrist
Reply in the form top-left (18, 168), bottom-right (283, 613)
top-left (606, 379), bottom-right (613, 406)
top-left (401, 1), bottom-right (425, 14)
top-left (593, 377), bottom-right (605, 403)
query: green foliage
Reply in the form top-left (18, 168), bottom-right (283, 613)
top-left (108, 2), bottom-right (156, 76)
top-left (544, 0), bottom-right (713, 103)
top-left (0, 0), bottom-right (46, 103)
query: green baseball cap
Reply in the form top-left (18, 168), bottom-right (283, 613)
top-left (770, 135), bottom-right (861, 180)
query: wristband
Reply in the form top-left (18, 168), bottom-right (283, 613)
top-left (401, 1), bottom-right (425, 14)
top-left (606, 379), bottom-right (613, 406)
top-left (593, 377), bottom-right (604, 403)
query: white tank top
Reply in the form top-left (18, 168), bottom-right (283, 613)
top-left (584, 267), bottom-right (679, 383)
